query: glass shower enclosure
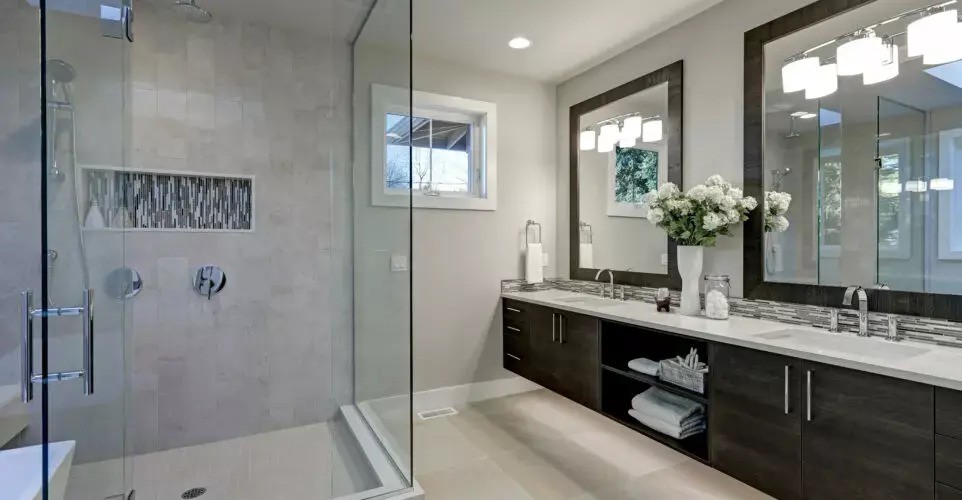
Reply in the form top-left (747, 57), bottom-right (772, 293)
top-left (0, 0), bottom-right (414, 499)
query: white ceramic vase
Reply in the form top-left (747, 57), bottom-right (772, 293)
top-left (676, 245), bottom-right (704, 316)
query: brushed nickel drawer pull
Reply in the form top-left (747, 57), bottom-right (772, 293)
top-left (806, 369), bottom-right (814, 422)
top-left (506, 307), bottom-right (521, 313)
top-left (784, 365), bottom-right (790, 415)
top-left (506, 353), bottom-right (522, 361)
top-left (506, 326), bottom-right (521, 333)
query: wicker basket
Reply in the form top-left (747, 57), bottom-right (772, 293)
top-left (659, 359), bottom-right (707, 394)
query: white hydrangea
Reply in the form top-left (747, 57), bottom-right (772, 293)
top-left (702, 212), bottom-right (724, 231)
top-left (687, 185), bottom-right (708, 202)
top-left (705, 175), bottom-right (726, 188)
top-left (771, 215), bottom-right (790, 232)
top-left (741, 196), bottom-right (758, 211)
top-left (729, 187), bottom-right (744, 200)
top-left (666, 198), bottom-right (692, 215)
top-left (647, 207), bottom-right (665, 224)
top-left (725, 208), bottom-right (740, 223)
top-left (657, 182), bottom-right (679, 199)
top-left (766, 191), bottom-right (792, 213)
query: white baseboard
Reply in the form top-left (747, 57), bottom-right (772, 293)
top-left (413, 376), bottom-right (540, 413)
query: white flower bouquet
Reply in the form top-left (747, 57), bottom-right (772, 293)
top-left (643, 175), bottom-right (757, 247)
top-left (764, 191), bottom-right (792, 233)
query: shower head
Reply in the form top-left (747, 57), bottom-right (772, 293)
top-left (47, 59), bottom-right (76, 84)
top-left (770, 168), bottom-right (792, 191)
top-left (175, 0), bottom-right (212, 23)
top-left (46, 59), bottom-right (76, 107)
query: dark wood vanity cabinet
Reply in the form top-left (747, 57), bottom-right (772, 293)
top-left (712, 343), bottom-right (934, 500)
top-left (711, 344), bottom-right (803, 500)
top-left (502, 300), bottom-right (600, 410)
top-left (802, 361), bottom-right (934, 500)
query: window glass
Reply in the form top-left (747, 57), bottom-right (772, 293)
top-left (614, 147), bottom-right (658, 204)
top-left (385, 113), bottom-right (473, 194)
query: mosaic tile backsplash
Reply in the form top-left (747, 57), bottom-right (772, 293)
top-left (502, 278), bottom-right (962, 349)
top-left (85, 169), bottom-right (253, 231)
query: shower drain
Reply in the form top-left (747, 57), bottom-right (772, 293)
top-left (181, 487), bottom-right (207, 499)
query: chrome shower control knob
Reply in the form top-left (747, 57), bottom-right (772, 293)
top-left (193, 265), bottom-right (226, 300)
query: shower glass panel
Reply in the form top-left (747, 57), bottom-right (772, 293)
top-left (353, 0), bottom-right (415, 487)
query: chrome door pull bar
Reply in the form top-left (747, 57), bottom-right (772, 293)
top-left (20, 288), bottom-right (95, 401)
top-left (21, 291), bottom-right (33, 402)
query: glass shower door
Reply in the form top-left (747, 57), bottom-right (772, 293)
top-left (39, 1), bottom-right (131, 499)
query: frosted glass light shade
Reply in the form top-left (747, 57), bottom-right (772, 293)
top-left (781, 57), bottom-right (820, 93)
top-left (837, 35), bottom-right (882, 75)
top-left (908, 10), bottom-right (957, 57)
top-left (930, 177), bottom-right (955, 191)
top-left (579, 130), bottom-right (596, 151)
top-left (623, 116), bottom-right (643, 138)
top-left (905, 179), bottom-right (928, 192)
top-left (618, 135), bottom-right (637, 148)
top-left (805, 63), bottom-right (838, 100)
top-left (924, 22), bottom-right (962, 65)
top-left (597, 137), bottom-right (615, 153)
top-left (642, 119), bottom-right (663, 142)
top-left (863, 43), bottom-right (900, 85)
top-left (879, 180), bottom-right (903, 196)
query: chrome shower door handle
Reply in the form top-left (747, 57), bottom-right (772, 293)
top-left (82, 288), bottom-right (94, 395)
top-left (21, 291), bottom-right (33, 403)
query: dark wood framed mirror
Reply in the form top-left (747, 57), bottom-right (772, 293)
top-left (569, 60), bottom-right (684, 288)
top-left (744, 0), bottom-right (962, 321)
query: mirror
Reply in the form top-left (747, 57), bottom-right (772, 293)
top-left (760, 0), bottom-right (962, 295)
top-left (570, 61), bottom-right (683, 288)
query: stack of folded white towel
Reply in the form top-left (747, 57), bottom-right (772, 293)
top-left (628, 387), bottom-right (705, 440)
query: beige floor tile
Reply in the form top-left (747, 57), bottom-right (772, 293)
top-left (418, 457), bottom-right (535, 500)
top-left (617, 461), bottom-right (775, 500)
top-left (415, 417), bottom-right (490, 474)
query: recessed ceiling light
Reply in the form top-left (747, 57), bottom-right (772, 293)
top-left (509, 37), bottom-right (532, 50)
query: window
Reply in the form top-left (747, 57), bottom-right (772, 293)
top-left (372, 85), bottom-right (497, 210)
top-left (939, 128), bottom-right (962, 259)
top-left (606, 146), bottom-right (662, 218)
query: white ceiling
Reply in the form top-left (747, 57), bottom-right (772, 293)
top-left (360, 0), bottom-right (725, 83)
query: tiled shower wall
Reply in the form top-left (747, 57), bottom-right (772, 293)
top-left (120, 3), bottom-right (354, 454)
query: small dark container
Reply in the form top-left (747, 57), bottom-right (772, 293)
top-left (655, 287), bottom-right (671, 312)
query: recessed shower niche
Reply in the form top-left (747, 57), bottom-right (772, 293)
top-left (80, 166), bottom-right (254, 232)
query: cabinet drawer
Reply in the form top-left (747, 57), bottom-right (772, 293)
top-left (938, 435), bottom-right (962, 490)
top-left (503, 299), bottom-right (528, 321)
top-left (503, 315), bottom-right (528, 337)
top-left (938, 388), bottom-right (962, 440)
top-left (503, 351), bottom-right (528, 377)
top-left (940, 483), bottom-right (962, 500)
top-left (503, 328), bottom-right (528, 358)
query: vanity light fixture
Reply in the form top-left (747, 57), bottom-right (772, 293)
top-left (908, 9), bottom-right (957, 57)
top-left (805, 63), bottom-right (839, 99)
top-left (791, 111), bottom-right (817, 119)
top-left (837, 31), bottom-right (882, 76)
top-left (782, 56), bottom-right (820, 92)
top-left (905, 178), bottom-right (928, 192)
top-left (930, 177), bottom-right (956, 190)
top-left (579, 130), bottom-right (596, 151)
top-left (623, 116), bottom-right (643, 139)
top-left (618, 134), bottom-right (637, 148)
top-left (508, 36), bottom-right (532, 49)
top-left (923, 21), bottom-right (962, 65)
top-left (597, 137), bottom-right (615, 153)
top-left (864, 42), bottom-right (900, 84)
top-left (642, 119), bottom-right (663, 142)
top-left (879, 180), bottom-right (903, 196)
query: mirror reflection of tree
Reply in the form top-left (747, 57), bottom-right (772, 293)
top-left (614, 146), bottom-right (658, 204)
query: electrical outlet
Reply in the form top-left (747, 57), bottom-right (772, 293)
top-left (661, 253), bottom-right (669, 265)
top-left (390, 254), bottom-right (408, 272)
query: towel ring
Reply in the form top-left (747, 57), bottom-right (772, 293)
top-left (580, 222), bottom-right (593, 244)
top-left (525, 220), bottom-right (542, 248)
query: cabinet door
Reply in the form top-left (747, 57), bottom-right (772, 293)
top-left (526, 304), bottom-right (559, 391)
top-left (711, 344), bottom-right (803, 500)
top-left (556, 312), bottom-right (600, 410)
top-left (801, 361), bottom-right (934, 500)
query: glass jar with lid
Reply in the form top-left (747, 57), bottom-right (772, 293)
top-left (703, 274), bottom-right (731, 320)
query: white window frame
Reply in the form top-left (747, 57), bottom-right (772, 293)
top-left (939, 128), bottom-right (962, 260)
top-left (371, 84), bottom-right (498, 211)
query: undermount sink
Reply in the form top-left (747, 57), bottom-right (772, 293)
top-left (554, 296), bottom-right (622, 308)
top-left (754, 329), bottom-right (929, 360)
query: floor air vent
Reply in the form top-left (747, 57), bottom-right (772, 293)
top-left (417, 407), bottom-right (458, 420)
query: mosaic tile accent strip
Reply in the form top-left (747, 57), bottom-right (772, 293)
top-left (502, 278), bottom-right (962, 349)
top-left (85, 169), bottom-right (253, 231)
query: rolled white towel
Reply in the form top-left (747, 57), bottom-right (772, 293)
top-left (525, 243), bottom-right (544, 284)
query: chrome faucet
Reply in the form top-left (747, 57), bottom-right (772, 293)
top-left (842, 286), bottom-right (869, 337)
top-left (595, 269), bottom-right (614, 299)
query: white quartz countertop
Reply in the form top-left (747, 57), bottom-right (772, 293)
top-left (502, 289), bottom-right (962, 391)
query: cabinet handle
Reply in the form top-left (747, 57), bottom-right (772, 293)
top-left (551, 313), bottom-right (557, 342)
top-left (559, 315), bottom-right (565, 344)
top-left (806, 369), bottom-right (813, 422)
top-left (506, 326), bottom-right (521, 333)
top-left (506, 353), bottom-right (521, 361)
top-left (784, 365), bottom-right (790, 415)
top-left (506, 307), bottom-right (521, 313)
